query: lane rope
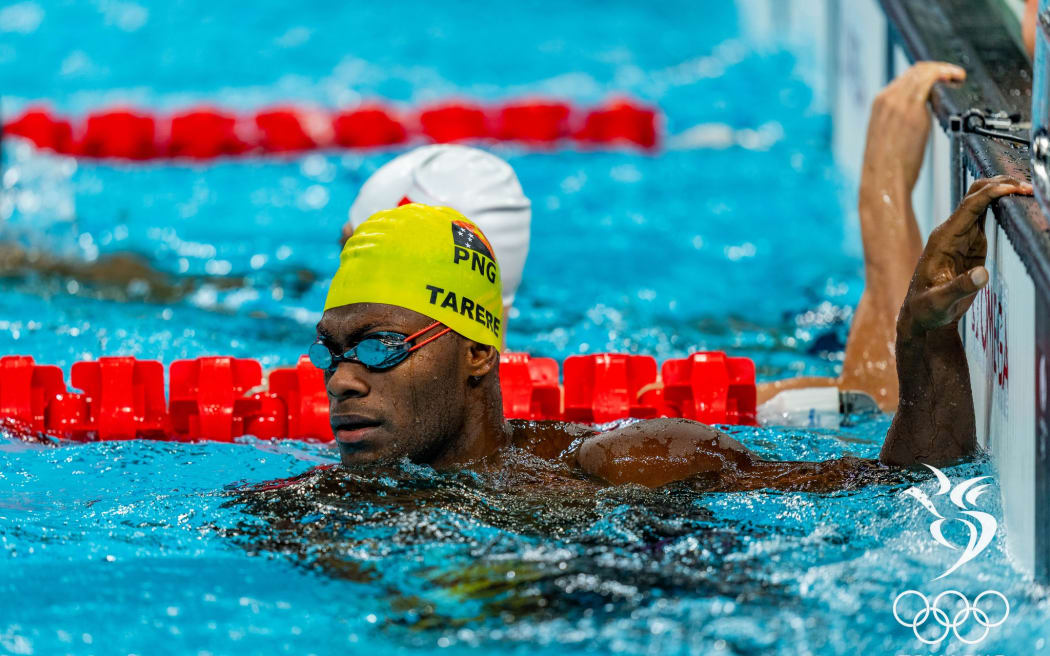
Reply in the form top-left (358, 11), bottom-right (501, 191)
top-left (3, 98), bottom-right (660, 160)
top-left (0, 351), bottom-right (755, 442)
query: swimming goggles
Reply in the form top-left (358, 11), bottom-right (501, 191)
top-left (308, 321), bottom-right (452, 372)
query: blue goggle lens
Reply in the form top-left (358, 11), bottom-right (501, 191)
top-left (355, 336), bottom-right (401, 366)
top-left (308, 333), bottom-right (411, 372)
top-left (308, 342), bottom-right (334, 370)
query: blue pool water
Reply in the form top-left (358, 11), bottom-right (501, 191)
top-left (1, 1), bottom-right (1047, 654)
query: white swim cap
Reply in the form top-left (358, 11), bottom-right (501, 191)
top-left (348, 145), bottom-right (531, 308)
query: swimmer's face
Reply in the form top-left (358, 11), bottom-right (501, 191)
top-left (316, 303), bottom-right (470, 467)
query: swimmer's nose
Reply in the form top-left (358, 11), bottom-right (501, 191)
top-left (326, 361), bottom-right (370, 400)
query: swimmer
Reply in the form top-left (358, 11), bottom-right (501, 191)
top-left (759, 61), bottom-right (970, 411)
top-left (340, 145), bottom-right (531, 340)
top-left (0, 243), bottom-right (315, 304)
top-left (315, 182), bottom-right (1030, 492)
top-left (0, 243), bottom-right (234, 303)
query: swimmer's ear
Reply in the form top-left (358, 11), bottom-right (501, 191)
top-left (464, 341), bottom-right (499, 379)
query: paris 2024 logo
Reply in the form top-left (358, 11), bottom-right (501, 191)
top-left (892, 464), bottom-right (1009, 646)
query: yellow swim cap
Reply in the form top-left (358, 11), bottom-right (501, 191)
top-left (324, 204), bottom-right (504, 348)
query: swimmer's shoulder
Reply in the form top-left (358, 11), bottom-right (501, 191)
top-left (507, 419), bottom-right (598, 462)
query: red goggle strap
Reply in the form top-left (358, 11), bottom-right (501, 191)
top-left (405, 321), bottom-right (453, 352)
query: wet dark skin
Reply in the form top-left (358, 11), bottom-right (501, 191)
top-left (318, 176), bottom-right (1031, 493)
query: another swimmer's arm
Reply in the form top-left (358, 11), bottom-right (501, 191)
top-left (879, 177), bottom-right (1032, 466)
top-left (758, 63), bottom-right (966, 409)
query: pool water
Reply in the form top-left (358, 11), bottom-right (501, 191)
top-left (0, 1), bottom-right (1047, 654)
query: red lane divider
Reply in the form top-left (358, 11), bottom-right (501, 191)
top-left (267, 356), bottom-right (330, 440)
top-left (660, 353), bottom-right (757, 425)
top-left (419, 103), bottom-right (489, 144)
top-left (496, 101), bottom-right (572, 144)
top-left (332, 105), bottom-right (407, 148)
top-left (254, 108), bottom-right (320, 153)
top-left (575, 100), bottom-right (658, 149)
top-left (498, 353), bottom-right (562, 421)
top-left (71, 357), bottom-right (168, 440)
top-left (170, 357), bottom-right (263, 441)
top-left (3, 97), bottom-right (660, 160)
top-left (0, 356), bottom-right (65, 433)
top-left (563, 354), bottom-right (661, 424)
top-left (4, 110), bottom-right (75, 153)
top-left (168, 108), bottom-right (250, 158)
top-left (79, 110), bottom-right (157, 160)
top-left (0, 350), bottom-right (755, 443)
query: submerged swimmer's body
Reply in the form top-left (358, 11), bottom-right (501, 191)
top-left (317, 174), bottom-right (1031, 492)
top-left (0, 243), bottom-right (317, 304)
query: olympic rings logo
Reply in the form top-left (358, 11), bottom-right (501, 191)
top-left (892, 590), bottom-right (1010, 645)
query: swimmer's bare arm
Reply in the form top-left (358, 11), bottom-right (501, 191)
top-left (575, 417), bottom-right (887, 492)
top-left (879, 176), bottom-right (1031, 465)
top-left (757, 62), bottom-right (966, 410)
top-left (575, 418), bottom-right (752, 488)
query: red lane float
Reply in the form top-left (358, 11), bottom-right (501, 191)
top-left (169, 357), bottom-right (262, 441)
top-left (498, 353), bottom-right (562, 421)
top-left (332, 105), bottom-right (407, 148)
top-left (78, 110), bottom-right (157, 160)
top-left (660, 353), bottom-right (757, 425)
top-left (496, 101), bottom-right (572, 144)
top-left (168, 108), bottom-right (249, 159)
top-left (563, 354), bottom-right (662, 424)
top-left (3, 98), bottom-right (660, 160)
top-left (0, 356), bottom-right (65, 433)
top-left (0, 350), bottom-right (755, 443)
top-left (71, 357), bottom-right (167, 440)
top-left (419, 102), bottom-right (489, 143)
top-left (253, 108), bottom-right (324, 153)
top-left (3, 109), bottom-right (74, 153)
top-left (574, 99), bottom-right (658, 149)
top-left (266, 356), bottom-right (330, 440)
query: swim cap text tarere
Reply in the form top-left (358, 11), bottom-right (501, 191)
top-left (324, 204), bottom-right (504, 348)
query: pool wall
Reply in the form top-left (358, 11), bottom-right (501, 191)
top-left (741, 0), bottom-right (1050, 583)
